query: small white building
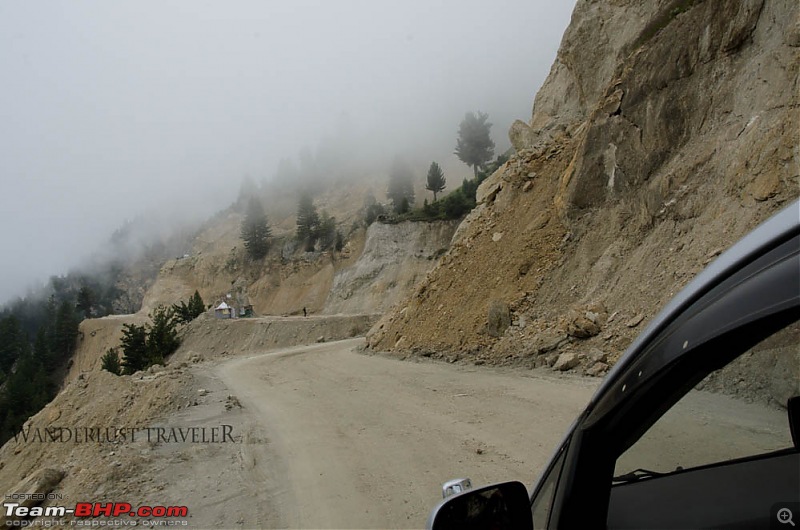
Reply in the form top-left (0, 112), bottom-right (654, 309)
top-left (214, 302), bottom-right (234, 319)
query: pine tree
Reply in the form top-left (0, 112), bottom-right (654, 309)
top-left (145, 306), bottom-right (180, 366)
top-left (76, 285), bottom-right (94, 319)
top-left (173, 291), bottom-right (206, 324)
top-left (120, 323), bottom-right (148, 374)
top-left (172, 300), bottom-right (193, 324)
top-left (52, 300), bottom-right (79, 362)
top-left (1, 353), bottom-right (42, 430)
top-left (425, 161), bottom-right (446, 201)
top-left (32, 327), bottom-right (56, 371)
top-left (101, 348), bottom-right (122, 375)
top-left (241, 197), bottom-right (272, 260)
top-left (455, 111), bottom-right (495, 178)
top-left (317, 212), bottom-right (338, 251)
top-left (296, 193), bottom-right (321, 251)
top-left (387, 157), bottom-right (415, 214)
top-left (189, 291), bottom-right (205, 319)
top-left (0, 315), bottom-right (26, 375)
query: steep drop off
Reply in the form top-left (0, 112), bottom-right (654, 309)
top-left (368, 0), bottom-right (799, 373)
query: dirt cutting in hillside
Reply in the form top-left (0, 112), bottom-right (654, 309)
top-left (369, 0), bottom-right (799, 378)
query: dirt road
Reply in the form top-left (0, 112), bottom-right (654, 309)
top-left (140, 338), bottom-right (789, 529)
top-left (146, 339), bottom-right (597, 528)
top-left (217, 339), bottom-right (597, 528)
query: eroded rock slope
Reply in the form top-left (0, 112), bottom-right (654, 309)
top-left (369, 0), bottom-right (799, 377)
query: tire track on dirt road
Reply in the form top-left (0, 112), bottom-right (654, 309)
top-left (215, 339), bottom-right (598, 528)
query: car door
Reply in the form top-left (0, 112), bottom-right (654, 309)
top-left (607, 316), bottom-right (799, 528)
top-left (538, 220), bottom-right (799, 528)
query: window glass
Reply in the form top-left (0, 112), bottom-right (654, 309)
top-left (531, 443), bottom-right (567, 529)
top-left (614, 320), bottom-right (799, 478)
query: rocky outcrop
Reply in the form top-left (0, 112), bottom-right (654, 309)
top-left (368, 0), bottom-right (799, 374)
top-left (486, 300), bottom-right (512, 338)
top-left (323, 220), bottom-right (459, 315)
top-left (512, 1), bottom-right (665, 152)
top-left (560, 0), bottom-right (793, 215)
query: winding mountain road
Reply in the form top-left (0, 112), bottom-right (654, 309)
top-left (144, 338), bottom-right (789, 529)
top-left (211, 339), bottom-right (597, 528)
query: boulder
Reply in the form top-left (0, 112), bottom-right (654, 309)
top-left (530, 331), bottom-right (569, 355)
top-left (567, 315), bottom-right (601, 338)
top-left (509, 120), bottom-right (538, 151)
top-left (566, 303), bottom-right (609, 338)
top-left (487, 300), bottom-right (512, 338)
top-left (553, 351), bottom-right (581, 372)
top-left (586, 361), bottom-right (610, 377)
top-left (588, 348), bottom-right (609, 364)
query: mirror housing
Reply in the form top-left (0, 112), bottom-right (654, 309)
top-left (442, 478), bottom-right (473, 498)
top-left (426, 480), bottom-right (533, 530)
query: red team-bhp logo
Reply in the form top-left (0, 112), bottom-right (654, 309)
top-left (73, 503), bottom-right (188, 518)
top-left (4, 501), bottom-right (188, 525)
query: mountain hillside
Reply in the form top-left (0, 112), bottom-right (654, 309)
top-left (368, 0), bottom-right (799, 374)
top-left (65, 204), bottom-right (458, 382)
top-left (1, 0), bottom-right (797, 517)
top-left (323, 220), bottom-right (459, 315)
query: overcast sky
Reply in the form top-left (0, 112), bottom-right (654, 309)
top-left (0, 0), bottom-right (576, 304)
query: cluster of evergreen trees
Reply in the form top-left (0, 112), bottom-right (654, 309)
top-left (101, 291), bottom-right (204, 376)
top-left (371, 150), bottom-right (507, 224)
top-left (0, 298), bottom-right (80, 444)
top-left (241, 197), bottom-right (272, 261)
top-left (240, 191), bottom-right (347, 263)
top-left (242, 110), bottom-right (498, 252)
top-left (172, 290), bottom-right (206, 324)
top-left (365, 110), bottom-right (500, 225)
top-left (101, 301), bottom-right (193, 376)
top-left (421, 152), bottom-right (509, 220)
top-left (0, 224), bottom-right (196, 444)
top-left (296, 193), bottom-right (343, 252)
top-left (6, 276), bottom-right (120, 342)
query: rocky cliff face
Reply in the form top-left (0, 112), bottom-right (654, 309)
top-left (139, 214), bottom-right (458, 318)
top-left (323, 220), bottom-right (459, 315)
top-left (368, 0), bottom-right (799, 374)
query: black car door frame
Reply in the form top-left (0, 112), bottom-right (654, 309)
top-left (542, 230), bottom-right (799, 528)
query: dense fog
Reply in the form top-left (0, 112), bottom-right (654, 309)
top-left (0, 0), bottom-right (576, 303)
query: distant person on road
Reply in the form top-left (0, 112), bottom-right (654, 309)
top-left (303, 307), bottom-right (307, 317)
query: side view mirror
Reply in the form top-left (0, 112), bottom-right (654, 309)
top-left (426, 480), bottom-right (533, 530)
top-left (442, 478), bottom-right (472, 498)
